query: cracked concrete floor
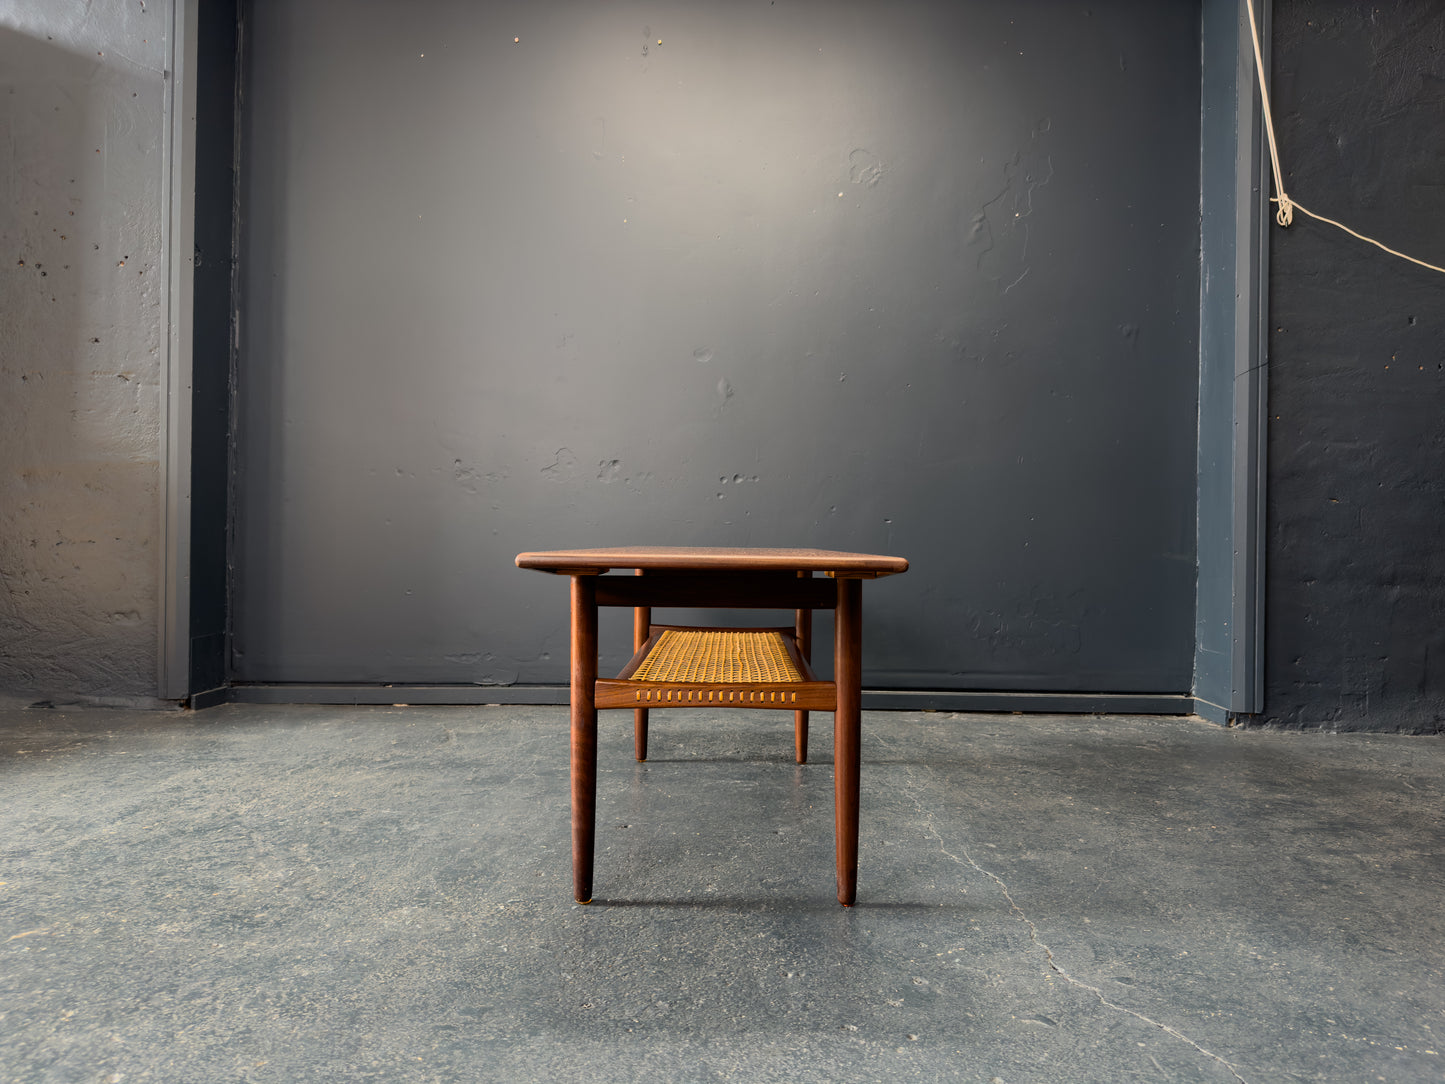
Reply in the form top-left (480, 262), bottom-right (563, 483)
top-left (1, 704), bottom-right (1442, 1083)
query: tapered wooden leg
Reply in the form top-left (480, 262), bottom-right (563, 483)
top-left (794, 592), bottom-right (812, 764)
top-left (633, 584), bottom-right (651, 762)
top-left (633, 710), bottom-right (649, 761)
top-left (833, 577), bottom-right (863, 906)
top-left (571, 575), bottom-right (599, 903)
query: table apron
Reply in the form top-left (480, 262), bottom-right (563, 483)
top-left (593, 573), bottom-right (838, 610)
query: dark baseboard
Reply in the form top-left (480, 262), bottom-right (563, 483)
top-left (188, 685), bottom-right (236, 710)
top-left (212, 684), bottom-right (1193, 715)
top-left (865, 690), bottom-right (1192, 715)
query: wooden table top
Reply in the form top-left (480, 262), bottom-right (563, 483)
top-left (516, 546), bottom-right (908, 576)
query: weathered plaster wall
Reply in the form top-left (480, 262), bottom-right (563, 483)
top-left (0, 1), bottom-right (170, 703)
top-left (1263, 0), bottom-right (1445, 731)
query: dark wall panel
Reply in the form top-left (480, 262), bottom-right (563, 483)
top-left (235, 0), bottom-right (1202, 691)
top-left (1263, 0), bottom-right (1445, 731)
top-left (189, 0), bottom-right (241, 694)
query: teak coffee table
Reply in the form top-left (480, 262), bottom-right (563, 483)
top-left (515, 546), bottom-right (909, 905)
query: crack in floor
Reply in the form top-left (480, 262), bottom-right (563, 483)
top-left (899, 765), bottom-right (1251, 1084)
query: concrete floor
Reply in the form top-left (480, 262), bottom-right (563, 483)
top-left (0, 705), bottom-right (1441, 1083)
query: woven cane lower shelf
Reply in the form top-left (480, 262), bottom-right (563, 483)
top-left (632, 629), bottom-right (804, 683)
top-left (593, 625), bottom-right (838, 711)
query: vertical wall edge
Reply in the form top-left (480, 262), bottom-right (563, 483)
top-left (160, 0), bottom-right (200, 700)
top-left (1194, 0), bottom-right (1269, 719)
top-left (1230, 0), bottom-right (1270, 714)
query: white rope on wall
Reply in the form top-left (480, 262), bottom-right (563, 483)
top-left (1244, 0), bottom-right (1445, 276)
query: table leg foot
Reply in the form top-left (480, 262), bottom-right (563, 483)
top-left (634, 707), bottom-right (649, 762)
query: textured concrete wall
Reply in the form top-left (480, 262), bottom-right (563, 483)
top-left (0, 1), bottom-right (170, 703)
top-left (1263, 1), bottom-right (1445, 731)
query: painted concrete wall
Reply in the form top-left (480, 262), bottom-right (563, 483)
top-left (1263, 0), bottom-right (1445, 731)
top-left (0, 1), bottom-right (170, 704)
top-left (233, 0), bottom-right (1204, 693)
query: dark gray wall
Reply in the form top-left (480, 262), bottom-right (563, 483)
top-left (235, 0), bottom-right (1204, 693)
top-left (0, 2), bottom-right (171, 706)
top-left (188, 0), bottom-right (241, 695)
top-left (1262, 0), bottom-right (1445, 732)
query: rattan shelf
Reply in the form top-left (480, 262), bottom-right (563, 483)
top-left (594, 625), bottom-right (837, 711)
